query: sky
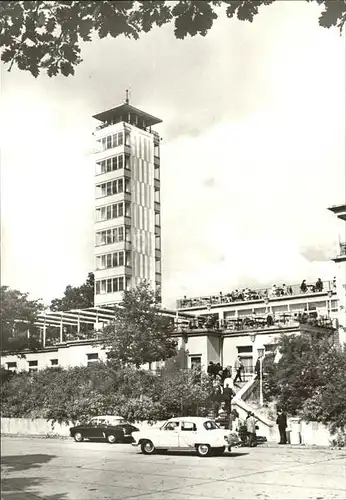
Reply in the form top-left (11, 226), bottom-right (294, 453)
top-left (1, 1), bottom-right (345, 309)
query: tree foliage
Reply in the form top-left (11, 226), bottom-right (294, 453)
top-left (0, 286), bottom-right (44, 353)
top-left (102, 281), bottom-right (177, 367)
top-left (263, 333), bottom-right (346, 434)
top-left (1, 1), bottom-right (345, 78)
top-left (50, 272), bottom-right (94, 311)
top-left (0, 362), bottom-right (213, 424)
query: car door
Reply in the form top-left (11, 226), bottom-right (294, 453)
top-left (97, 419), bottom-right (111, 440)
top-left (178, 421), bottom-right (198, 449)
top-left (87, 418), bottom-right (104, 439)
top-left (159, 420), bottom-right (180, 448)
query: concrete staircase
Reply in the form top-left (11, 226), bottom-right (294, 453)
top-left (208, 377), bottom-right (278, 442)
top-left (232, 376), bottom-right (279, 442)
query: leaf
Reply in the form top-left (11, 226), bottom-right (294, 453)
top-left (318, 0), bottom-right (346, 30)
top-left (1, 48), bottom-right (16, 63)
top-left (47, 64), bottom-right (59, 77)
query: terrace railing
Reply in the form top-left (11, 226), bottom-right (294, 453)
top-left (177, 280), bottom-right (334, 309)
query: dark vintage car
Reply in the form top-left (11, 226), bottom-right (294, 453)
top-left (70, 415), bottom-right (139, 444)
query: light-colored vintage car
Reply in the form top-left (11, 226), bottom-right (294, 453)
top-left (132, 416), bottom-right (231, 457)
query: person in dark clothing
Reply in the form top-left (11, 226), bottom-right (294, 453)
top-left (207, 361), bottom-right (215, 377)
top-left (238, 421), bottom-right (248, 446)
top-left (255, 358), bottom-right (260, 379)
top-left (223, 383), bottom-right (235, 412)
top-left (300, 280), bottom-right (307, 293)
top-left (215, 362), bottom-right (222, 375)
top-left (315, 278), bottom-right (323, 292)
top-left (276, 409), bottom-right (288, 444)
top-left (266, 314), bottom-right (274, 327)
top-left (222, 365), bottom-right (232, 381)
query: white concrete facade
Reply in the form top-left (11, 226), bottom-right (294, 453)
top-left (1, 324), bottom-right (325, 375)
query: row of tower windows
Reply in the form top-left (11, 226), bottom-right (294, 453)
top-left (96, 251), bottom-right (131, 270)
top-left (95, 226), bottom-right (131, 246)
top-left (96, 179), bottom-right (131, 198)
top-left (96, 154), bottom-right (130, 175)
top-left (95, 277), bottom-right (130, 294)
top-left (95, 202), bottom-right (131, 222)
top-left (99, 131), bottom-right (130, 151)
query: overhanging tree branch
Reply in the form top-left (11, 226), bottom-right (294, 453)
top-left (0, 1), bottom-right (345, 78)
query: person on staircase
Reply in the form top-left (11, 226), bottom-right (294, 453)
top-left (222, 365), bottom-right (232, 383)
top-left (233, 356), bottom-right (244, 384)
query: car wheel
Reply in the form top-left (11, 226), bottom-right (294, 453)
top-left (141, 440), bottom-right (156, 455)
top-left (212, 446), bottom-right (225, 456)
top-left (196, 444), bottom-right (211, 457)
top-left (73, 432), bottom-right (84, 442)
top-left (107, 434), bottom-right (117, 444)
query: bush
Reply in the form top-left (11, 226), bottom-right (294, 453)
top-left (1, 362), bottom-right (214, 425)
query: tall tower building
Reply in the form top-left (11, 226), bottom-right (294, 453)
top-left (93, 95), bottom-right (162, 306)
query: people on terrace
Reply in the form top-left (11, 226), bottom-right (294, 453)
top-left (179, 278), bottom-right (330, 308)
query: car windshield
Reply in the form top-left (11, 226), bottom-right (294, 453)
top-left (163, 421), bottom-right (180, 431)
top-left (203, 420), bottom-right (219, 430)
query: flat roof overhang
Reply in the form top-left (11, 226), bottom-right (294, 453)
top-left (93, 103), bottom-right (162, 127)
top-left (328, 204), bottom-right (346, 221)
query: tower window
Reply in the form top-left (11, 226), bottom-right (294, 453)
top-left (95, 202), bottom-right (128, 222)
top-left (100, 132), bottom-right (123, 151)
top-left (96, 154), bottom-right (124, 175)
top-left (96, 251), bottom-right (125, 270)
top-left (96, 179), bottom-right (125, 198)
top-left (95, 226), bottom-right (129, 246)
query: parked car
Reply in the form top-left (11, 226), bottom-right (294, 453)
top-left (132, 416), bottom-right (231, 457)
top-left (70, 415), bottom-right (139, 444)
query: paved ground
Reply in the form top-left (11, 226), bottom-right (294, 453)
top-left (1, 437), bottom-right (345, 500)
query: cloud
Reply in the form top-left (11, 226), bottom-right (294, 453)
top-left (300, 245), bottom-right (335, 263)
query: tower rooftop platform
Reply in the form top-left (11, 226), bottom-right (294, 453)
top-left (328, 204), bottom-right (346, 221)
top-left (93, 103), bottom-right (162, 127)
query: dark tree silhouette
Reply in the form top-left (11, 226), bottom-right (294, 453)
top-left (50, 272), bottom-right (94, 311)
top-left (1, 1), bottom-right (345, 77)
top-left (0, 286), bottom-right (44, 353)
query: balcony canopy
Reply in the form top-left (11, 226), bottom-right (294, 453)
top-left (93, 103), bottom-right (162, 127)
top-left (35, 306), bottom-right (195, 328)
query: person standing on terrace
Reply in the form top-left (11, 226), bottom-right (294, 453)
top-left (315, 278), bottom-right (323, 292)
top-left (300, 280), bottom-right (307, 293)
